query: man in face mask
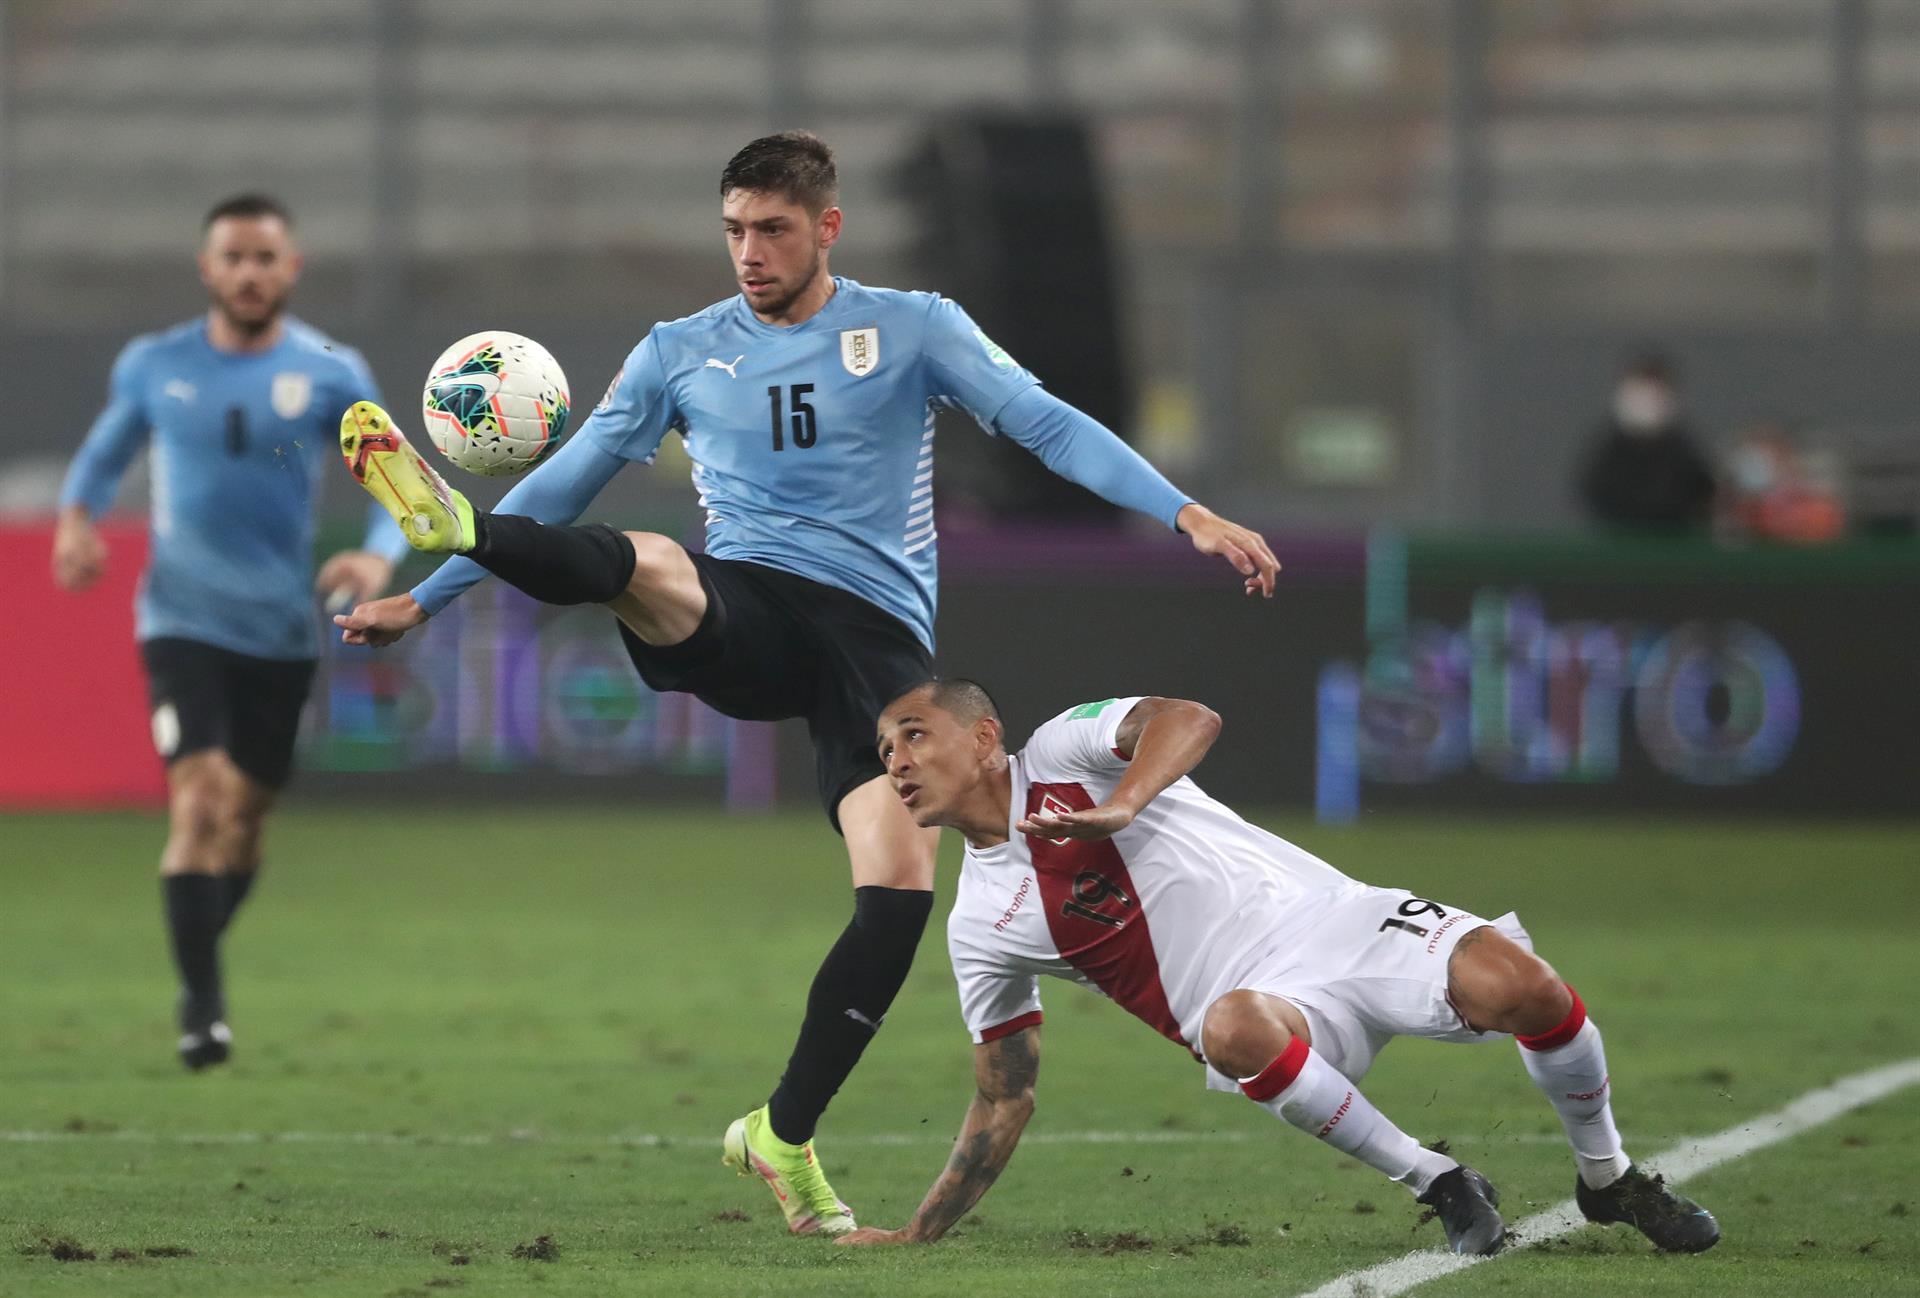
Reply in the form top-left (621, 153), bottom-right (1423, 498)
top-left (1578, 352), bottom-right (1718, 533)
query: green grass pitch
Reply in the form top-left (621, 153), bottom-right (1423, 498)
top-left (2, 808), bottom-right (1916, 1296)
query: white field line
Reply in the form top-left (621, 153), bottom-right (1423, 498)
top-left (1297, 1056), bottom-right (1920, 1298)
top-left (0, 1127), bottom-right (1602, 1149)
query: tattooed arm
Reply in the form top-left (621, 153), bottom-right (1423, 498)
top-left (838, 1025), bottom-right (1041, 1245)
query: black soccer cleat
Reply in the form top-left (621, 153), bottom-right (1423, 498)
top-left (1575, 1165), bottom-right (1719, 1253)
top-left (176, 992), bottom-right (232, 1071)
top-left (1417, 1165), bottom-right (1506, 1256)
top-left (177, 1021), bottom-right (232, 1071)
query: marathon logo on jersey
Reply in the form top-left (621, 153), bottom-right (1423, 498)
top-left (840, 327), bottom-right (880, 377)
top-left (994, 875), bottom-right (1034, 931)
top-left (271, 372), bottom-right (312, 420)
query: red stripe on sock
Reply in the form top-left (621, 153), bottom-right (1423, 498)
top-left (1517, 984), bottom-right (1587, 1051)
top-left (1240, 1036), bottom-right (1311, 1102)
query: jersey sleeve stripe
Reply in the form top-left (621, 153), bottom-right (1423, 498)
top-left (978, 1010), bottom-right (1043, 1042)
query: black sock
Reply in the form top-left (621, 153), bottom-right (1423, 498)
top-left (163, 873), bottom-right (226, 1029)
top-left (221, 870), bottom-right (257, 932)
top-left (465, 515), bottom-right (635, 605)
top-left (766, 886), bottom-right (934, 1145)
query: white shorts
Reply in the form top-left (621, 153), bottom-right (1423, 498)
top-left (1202, 885), bottom-right (1534, 1092)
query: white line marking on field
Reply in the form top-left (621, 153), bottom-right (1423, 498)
top-left (1297, 1056), bottom-right (1920, 1298)
top-left (0, 1127), bottom-right (1615, 1150)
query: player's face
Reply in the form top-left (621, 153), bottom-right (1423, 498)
top-left (877, 693), bottom-right (983, 828)
top-left (721, 188), bottom-right (839, 318)
top-left (198, 215), bottom-right (301, 334)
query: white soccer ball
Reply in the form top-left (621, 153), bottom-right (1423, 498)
top-left (421, 331), bottom-right (570, 476)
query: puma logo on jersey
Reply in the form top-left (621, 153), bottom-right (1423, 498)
top-left (704, 354), bottom-right (745, 379)
top-left (163, 379), bottom-right (197, 403)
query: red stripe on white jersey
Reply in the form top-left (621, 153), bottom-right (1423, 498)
top-left (1025, 781), bottom-right (1195, 1056)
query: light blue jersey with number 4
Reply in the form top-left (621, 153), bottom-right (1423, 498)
top-left (411, 278), bottom-right (1192, 649)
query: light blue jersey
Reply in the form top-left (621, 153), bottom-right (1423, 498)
top-left (59, 316), bottom-right (410, 660)
top-left (412, 278), bottom-right (1193, 650)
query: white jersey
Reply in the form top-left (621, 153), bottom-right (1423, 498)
top-left (947, 697), bottom-right (1362, 1056)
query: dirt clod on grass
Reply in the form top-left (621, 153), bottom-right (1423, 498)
top-left (46, 1237), bottom-right (97, 1262)
top-left (711, 1209), bottom-right (750, 1223)
top-left (1204, 1222), bottom-right (1251, 1246)
top-left (144, 1245), bottom-right (193, 1258)
top-left (511, 1235), bottom-right (560, 1261)
top-left (1353, 1201), bottom-right (1378, 1216)
top-left (1065, 1228), bottom-right (1153, 1255)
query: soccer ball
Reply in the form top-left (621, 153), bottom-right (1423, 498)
top-left (421, 331), bottom-right (570, 476)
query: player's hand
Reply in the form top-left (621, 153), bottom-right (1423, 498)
top-left (1017, 803), bottom-right (1135, 842)
top-left (1176, 502), bottom-right (1280, 598)
top-left (315, 550), bottom-right (395, 611)
top-left (51, 509), bottom-right (108, 592)
top-left (334, 592), bottom-right (427, 647)
top-left (836, 1226), bottom-right (914, 1246)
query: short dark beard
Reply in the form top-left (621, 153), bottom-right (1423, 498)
top-left (744, 247), bottom-right (822, 319)
top-left (213, 290), bottom-right (287, 340)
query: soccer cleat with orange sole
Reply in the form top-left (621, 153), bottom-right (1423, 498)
top-left (339, 400), bottom-right (474, 553)
top-left (721, 1106), bottom-right (856, 1236)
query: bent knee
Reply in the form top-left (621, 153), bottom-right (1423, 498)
top-left (165, 779), bottom-right (249, 869)
top-left (1202, 989), bottom-right (1308, 1080)
top-left (1454, 939), bottom-right (1570, 1037)
top-left (623, 531), bottom-right (692, 593)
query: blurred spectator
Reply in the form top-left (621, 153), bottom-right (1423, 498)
top-left (1720, 423), bottom-right (1846, 545)
top-left (1578, 353), bottom-right (1717, 534)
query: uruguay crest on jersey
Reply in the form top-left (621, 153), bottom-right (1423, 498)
top-left (271, 371), bottom-right (312, 419)
top-left (840, 326), bottom-right (879, 377)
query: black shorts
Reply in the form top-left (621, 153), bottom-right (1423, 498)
top-left (140, 637), bottom-right (316, 790)
top-left (619, 557), bottom-right (934, 829)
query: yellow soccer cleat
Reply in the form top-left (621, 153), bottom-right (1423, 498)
top-left (340, 400), bottom-right (475, 554)
top-left (722, 1106), bottom-right (856, 1236)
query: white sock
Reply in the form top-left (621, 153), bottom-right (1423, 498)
top-left (1516, 987), bottom-right (1630, 1190)
top-left (1241, 1038), bottom-right (1457, 1196)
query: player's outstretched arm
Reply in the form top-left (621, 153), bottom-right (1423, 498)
top-left (838, 1026), bottom-right (1041, 1246)
top-left (990, 387), bottom-right (1280, 597)
top-left (1174, 501), bottom-right (1281, 599)
top-left (1016, 698), bottom-right (1223, 841)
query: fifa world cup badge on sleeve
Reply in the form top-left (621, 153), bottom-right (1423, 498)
top-left (840, 327), bottom-right (879, 377)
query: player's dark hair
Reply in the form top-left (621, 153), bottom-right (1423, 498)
top-left (720, 131), bottom-right (838, 213)
top-left (894, 677), bottom-right (1002, 730)
top-left (203, 192), bottom-right (294, 231)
